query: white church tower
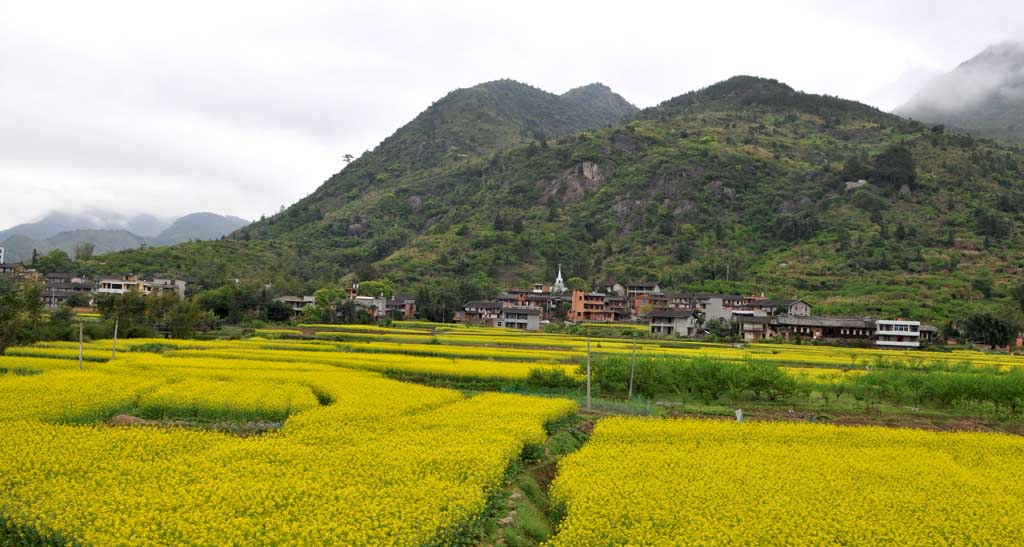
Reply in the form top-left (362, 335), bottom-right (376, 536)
top-left (553, 264), bottom-right (567, 293)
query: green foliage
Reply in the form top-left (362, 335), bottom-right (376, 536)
top-left (357, 279), bottom-right (394, 298)
top-left (0, 280), bottom-right (48, 353)
top-left (98, 292), bottom-right (217, 338)
top-left (961, 311), bottom-right (1021, 347)
top-left (871, 143), bottom-right (917, 190)
top-left (83, 76), bottom-right (1024, 324)
top-left (526, 367), bottom-right (579, 388)
top-left (972, 271), bottom-right (994, 299)
top-left (1012, 283), bottom-right (1024, 314)
top-left (589, 355), bottom-right (803, 402)
top-left (973, 207), bottom-right (1014, 239)
top-left (565, 277), bottom-right (589, 292)
top-left (32, 249), bottom-right (73, 274)
top-left (849, 368), bottom-right (1024, 415)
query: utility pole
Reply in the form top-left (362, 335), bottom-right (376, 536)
top-left (111, 319), bottom-right (119, 359)
top-left (78, 322), bottom-right (84, 370)
top-left (586, 334), bottom-right (592, 411)
top-left (628, 334), bottom-right (637, 399)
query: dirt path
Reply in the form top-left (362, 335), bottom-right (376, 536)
top-left (106, 414), bottom-right (283, 436)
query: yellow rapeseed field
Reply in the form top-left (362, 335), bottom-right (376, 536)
top-left (0, 350), bottom-right (577, 545)
top-left (548, 417), bottom-right (1024, 546)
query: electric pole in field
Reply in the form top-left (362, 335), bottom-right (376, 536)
top-left (628, 334), bottom-right (637, 399)
top-left (111, 319), bottom-right (119, 359)
top-left (78, 321), bottom-right (84, 370)
top-left (586, 334), bottom-right (592, 411)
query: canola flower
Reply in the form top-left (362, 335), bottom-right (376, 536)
top-left (548, 417), bottom-right (1024, 546)
top-left (0, 369), bottom-right (163, 423)
top-left (162, 347), bottom-right (580, 381)
top-left (0, 352), bottom-right (577, 546)
top-left (137, 377), bottom-right (320, 421)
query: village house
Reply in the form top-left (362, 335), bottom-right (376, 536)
top-left (735, 314), bottom-right (936, 348)
top-left (384, 295), bottom-right (418, 320)
top-left (97, 275), bottom-right (143, 295)
top-left (649, 309), bottom-right (700, 337)
top-left (736, 315), bottom-right (774, 341)
top-left (625, 281), bottom-right (661, 299)
top-left (458, 301), bottom-right (504, 326)
top-left (597, 280), bottom-right (625, 296)
top-left (97, 275), bottom-right (188, 300)
top-left (568, 290), bottom-right (617, 322)
top-left (145, 278), bottom-right (188, 299)
top-left (733, 299), bottom-right (812, 317)
top-left (0, 262), bottom-right (30, 278)
top-left (274, 296), bottom-right (316, 315)
top-left (41, 273), bottom-right (96, 309)
top-left (875, 319), bottom-right (924, 349)
top-left (497, 306), bottom-right (540, 330)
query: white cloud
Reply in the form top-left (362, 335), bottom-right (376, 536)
top-left (1, 0), bottom-right (1022, 227)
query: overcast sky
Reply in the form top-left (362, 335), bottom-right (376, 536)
top-left (2, 0), bottom-right (1022, 229)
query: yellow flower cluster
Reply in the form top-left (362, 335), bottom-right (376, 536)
top-left (0, 369), bottom-right (162, 423)
top-left (163, 347), bottom-right (579, 380)
top-left (548, 418), bottom-right (1024, 546)
top-left (0, 350), bottom-right (577, 545)
top-left (137, 378), bottom-right (320, 421)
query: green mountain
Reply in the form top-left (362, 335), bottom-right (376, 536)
top-left (1, 212), bottom-right (249, 263)
top-left (88, 76), bottom-right (1024, 323)
top-left (153, 212), bottom-right (250, 246)
top-left (897, 42), bottom-right (1024, 142)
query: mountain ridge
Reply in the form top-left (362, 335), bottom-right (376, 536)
top-left (86, 75), bottom-right (1024, 323)
top-left (1, 211), bottom-right (249, 263)
top-left (897, 42), bottom-right (1024, 142)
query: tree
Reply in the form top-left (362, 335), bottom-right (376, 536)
top-left (266, 301), bottom-right (293, 322)
top-left (32, 249), bottom-right (73, 274)
top-left (566, 277), bottom-right (590, 292)
top-left (0, 280), bottom-right (46, 353)
top-left (343, 153), bottom-right (354, 164)
top-left (1012, 283), bottom-right (1024, 314)
top-left (74, 242), bottom-right (96, 261)
top-left (840, 152), bottom-right (871, 181)
top-left (972, 271), bottom-right (994, 299)
top-left (872, 144), bottom-right (916, 190)
top-left (312, 287), bottom-right (349, 324)
top-left (962, 311), bottom-right (1020, 347)
top-left (357, 280), bottom-right (394, 298)
top-left (973, 207), bottom-right (1013, 239)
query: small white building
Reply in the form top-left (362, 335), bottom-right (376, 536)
top-left (649, 309), bottom-right (699, 337)
top-left (875, 319), bottom-right (922, 349)
top-left (498, 306), bottom-right (540, 330)
top-left (0, 246), bottom-right (5, 264)
top-left (97, 275), bottom-right (187, 300)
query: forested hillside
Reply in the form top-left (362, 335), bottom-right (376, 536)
top-left (88, 76), bottom-right (1024, 323)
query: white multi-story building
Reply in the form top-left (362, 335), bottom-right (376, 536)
top-left (97, 275), bottom-right (188, 300)
top-left (97, 275), bottom-right (143, 295)
top-left (875, 319), bottom-right (922, 349)
top-left (497, 306), bottom-right (540, 330)
top-left (0, 246), bottom-right (5, 264)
